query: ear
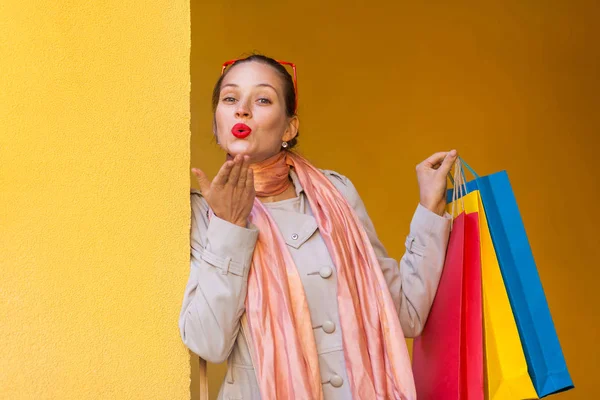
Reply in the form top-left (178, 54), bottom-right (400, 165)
top-left (282, 115), bottom-right (299, 142)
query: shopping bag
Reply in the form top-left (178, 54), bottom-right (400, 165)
top-left (451, 159), bottom-right (574, 397)
top-left (412, 205), bottom-right (484, 400)
top-left (447, 187), bottom-right (538, 400)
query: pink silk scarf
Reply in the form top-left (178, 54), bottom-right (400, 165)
top-left (243, 151), bottom-right (416, 400)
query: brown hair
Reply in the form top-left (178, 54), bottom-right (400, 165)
top-left (211, 54), bottom-right (299, 149)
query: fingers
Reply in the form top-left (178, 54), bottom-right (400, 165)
top-left (422, 152), bottom-right (448, 168)
top-left (246, 167), bottom-right (255, 193)
top-left (438, 149), bottom-right (458, 175)
top-left (192, 168), bottom-right (211, 193)
top-left (227, 155), bottom-right (243, 186)
top-left (237, 155), bottom-right (250, 189)
top-left (213, 159), bottom-right (234, 187)
top-left (420, 150), bottom-right (458, 170)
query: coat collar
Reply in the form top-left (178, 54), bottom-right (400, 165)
top-left (288, 167), bottom-right (305, 197)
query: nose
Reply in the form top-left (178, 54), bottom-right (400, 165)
top-left (234, 100), bottom-right (252, 119)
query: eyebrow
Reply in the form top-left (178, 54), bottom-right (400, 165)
top-left (221, 83), bottom-right (278, 91)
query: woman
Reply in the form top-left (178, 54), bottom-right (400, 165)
top-left (179, 54), bottom-right (456, 400)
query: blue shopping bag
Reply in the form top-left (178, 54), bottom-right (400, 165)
top-left (447, 159), bottom-right (574, 398)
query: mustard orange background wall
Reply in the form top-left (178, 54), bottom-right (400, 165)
top-left (191, 1), bottom-right (599, 399)
top-left (1, 1), bottom-right (191, 399)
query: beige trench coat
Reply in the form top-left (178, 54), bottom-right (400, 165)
top-left (179, 168), bottom-right (452, 400)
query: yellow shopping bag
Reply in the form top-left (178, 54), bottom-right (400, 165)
top-left (447, 189), bottom-right (538, 399)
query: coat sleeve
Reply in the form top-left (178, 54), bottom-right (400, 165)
top-left (178, 189), bottom-right (259, 363)
top-left (323, 170), bottom-right (452, 338)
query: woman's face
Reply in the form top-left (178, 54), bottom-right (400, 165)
top-left (214, 61), bottom-right (298, 163)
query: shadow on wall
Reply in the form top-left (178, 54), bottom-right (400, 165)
top-left (188, 0), bottom-right (230, 397)
top-left (189, 351), bottom-right (200, 399)
top-left (188, 350), bottom-right (216, 399)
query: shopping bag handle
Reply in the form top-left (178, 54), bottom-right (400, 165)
top-left (458, 157), bottom-right (480, 178)
top-left (446, 156), bottom-right (481, 227)
top-left (449, 158), bottom-right (467, 225)
top-left (447, 156), bottom-right (480, 186)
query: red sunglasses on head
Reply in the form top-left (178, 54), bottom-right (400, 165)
top-left (221, 59), bottom-right (298, 114)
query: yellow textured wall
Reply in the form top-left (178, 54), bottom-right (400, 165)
top-left (1, 1), bottom-right (191, 399)
top-left (192, 1), bottom-right (599, 399)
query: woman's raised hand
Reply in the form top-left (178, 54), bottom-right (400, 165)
top-left (192, 154), bottom-right (256, 227)
top-left (416, 149), bottom-right (458, 216)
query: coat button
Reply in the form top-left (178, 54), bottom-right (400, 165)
top-left (319, 266), bottom-right (332, 279)
top-left (330, 375), bottom-right (343, 388)
top-left (291, 233), bottom-right (299, 240)
top-left (322, 320), bottom-right (336, 334)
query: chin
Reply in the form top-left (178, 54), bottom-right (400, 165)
top-left (227, 140), bottom-right (253, 156)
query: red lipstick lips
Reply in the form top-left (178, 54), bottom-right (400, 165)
top-left (232, 123), bottom-right (252, 139)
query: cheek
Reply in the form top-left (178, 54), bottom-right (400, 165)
top-left (214, 109), bottom-right (231, 140)
top-left (214, 108), bottom-right (227, 130)
top-left (256, 107), bottom-right (288, 132)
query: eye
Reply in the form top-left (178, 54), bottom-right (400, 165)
top-left (222, 96), bottom-right (236, 104)
top-left (257, 97), bottom-right (272, 105)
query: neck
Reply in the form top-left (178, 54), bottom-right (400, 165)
top-left (251, 151), bottom-right (296, 201)
top-left (257, 182), bottom-right (297, 203)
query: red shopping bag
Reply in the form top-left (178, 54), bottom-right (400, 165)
top-left (412, 211), bottom-right (484, 400)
